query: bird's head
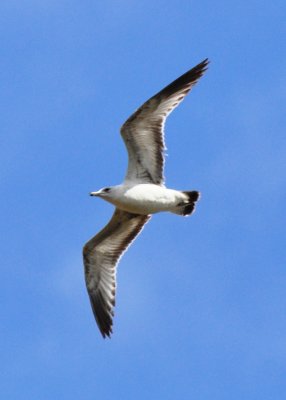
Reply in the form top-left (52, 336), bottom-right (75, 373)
top-left (90, 187), bottom-right (113, 198)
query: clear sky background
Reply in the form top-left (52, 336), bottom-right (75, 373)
top-left (1, 1), bottom-right (286, 399)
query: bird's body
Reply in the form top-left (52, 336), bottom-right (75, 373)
top-left (83, 59), bottom-right (209, 337)
top-left (91, 183), bottom-right (196, 215)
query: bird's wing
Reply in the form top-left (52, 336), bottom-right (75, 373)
top-left (83, 208), bottom-right (151, 338)
top-left (120, 58), bottom-right (209, 185)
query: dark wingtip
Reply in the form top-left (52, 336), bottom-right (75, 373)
top-left (200, 58), bottom-right (210, 67)
top-left (199, 58), bottom-right (209, 74)
top-left (157, 58), bottom-right (210, 100)
top-left (97, 317), bottom-right (113, 339)
top-left (101, 328), bottom-right (112, 339)
top-left (185, 58), bottom-right (210, 81)
top-left (88, 292), bottom-right (114, 339)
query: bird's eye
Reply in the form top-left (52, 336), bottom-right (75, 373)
top-left (103, 188), bottom-right (110, 193)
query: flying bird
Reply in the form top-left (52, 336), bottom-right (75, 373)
top-left (83, 59), bottom-right (209, 338)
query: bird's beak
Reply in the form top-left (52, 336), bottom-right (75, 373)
top-left (90, 191), bottom-right (101, 197)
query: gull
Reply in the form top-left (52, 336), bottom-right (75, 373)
top-left (83, 59), bottom-right (209, 338)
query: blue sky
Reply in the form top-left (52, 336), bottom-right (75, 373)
top-left (1, 1), bottom-right (286, 399)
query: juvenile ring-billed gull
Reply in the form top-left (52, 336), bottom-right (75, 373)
top-left (83, 59), bottom-right (209, 338)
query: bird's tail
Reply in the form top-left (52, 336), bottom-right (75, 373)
top-left (171, 191), bottom-right (200, 216)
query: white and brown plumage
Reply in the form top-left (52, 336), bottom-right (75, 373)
top-left (83, 59), bottom-right (209, 338)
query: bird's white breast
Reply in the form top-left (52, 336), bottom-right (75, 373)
top-left (109, 184), bottom-right (184, 214)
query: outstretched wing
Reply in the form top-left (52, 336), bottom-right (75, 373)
top-left (83, 209), bottom-right (151, 338)
top-left (120, 59), bottom-right (209, 185)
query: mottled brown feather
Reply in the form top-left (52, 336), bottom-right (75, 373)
top-left (83, 209), bottom-right (151, 338)
top-left (121, 59), bottom-right (209, 185)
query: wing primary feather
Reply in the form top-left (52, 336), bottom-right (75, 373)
top-left (120, 59), bottom-right (209, 185)
top-left (152, 58), bottom-right (209, 101)
top-left (83, 209), bottom-right (151, 338)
